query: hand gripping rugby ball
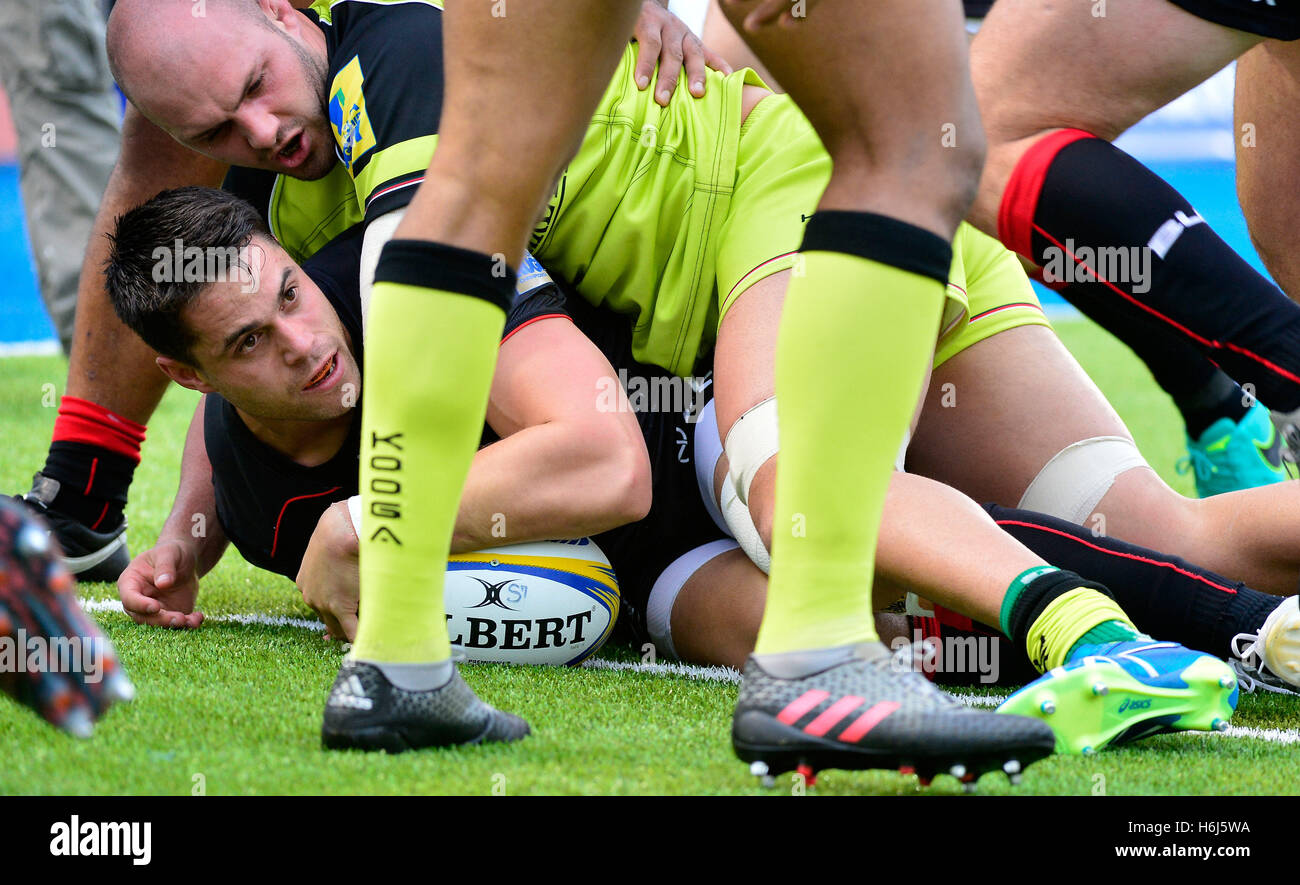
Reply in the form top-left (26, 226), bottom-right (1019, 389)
top-left (444, 538), bottom-right (620, 666)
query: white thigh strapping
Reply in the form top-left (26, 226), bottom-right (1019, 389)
top-left (645, 538), bottom-right (741, 663)
top-left (1016, 436), bottom-right (1148, 525)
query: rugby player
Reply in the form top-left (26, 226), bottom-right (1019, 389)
top-left (11, 0), bottom-right (720, 585)
top-left (107, 187), bottom-right (722, 653)
top-left (105, 187), bottom-right (1256, 760)
top-left (965, 0), bottom-right (1300, 491)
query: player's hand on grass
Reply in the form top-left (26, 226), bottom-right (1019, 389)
top-left (117, 538), bottom-right (204, 629)
top-left (723, 0), bottom-right (818, 32)
top-left (0, 498), bottom-right (133, 736)
top-left (635, 0), bottom-right (733, 106)
top-left (297, 501), bottom-right (359, 643)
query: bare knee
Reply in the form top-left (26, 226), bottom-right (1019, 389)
top-left (823, 109), bottom-right (986, 237)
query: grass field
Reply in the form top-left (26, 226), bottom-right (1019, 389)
top-left (1, 316), bottom-right (1297, 796)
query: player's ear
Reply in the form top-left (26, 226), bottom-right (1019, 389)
top-left (157, 356), bottom-right (217, 395)
top-left (261, 0), bottom-right (300, 32)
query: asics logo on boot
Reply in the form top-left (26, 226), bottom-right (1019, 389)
top-left (1118, 697), bottom-right (1152, 714)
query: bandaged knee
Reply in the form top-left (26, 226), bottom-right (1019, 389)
top-left (722, 398), bottom-right (779, 572)
top-left (1017, 436), bottom-right (1147, 525)
top-left (719, 396), bottom-right (911, 573)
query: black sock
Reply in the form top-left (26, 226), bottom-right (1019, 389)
top-left (1005, 131), bottom-right (1300, 411)
top-left (986, 503), bottom-right (1281, 657)
top-left (1176, 370), bottom-right (1251, 439)
top-left (36, 442), bottom-right (134, 530)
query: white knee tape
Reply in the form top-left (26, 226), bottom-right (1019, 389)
top-left (347, 495), bottom-right (363, 537)
top-left (721, 479), bottom-right (771, 574)
top-left (646, 539), bottom-right (741, 662)
top-left (723, 397), bottom-right (779, 506)
top-left (1017, 436), bottom-right (1148, 525)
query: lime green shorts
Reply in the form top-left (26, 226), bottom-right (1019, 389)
top-left (717, 92), bottom-right (1048, 368)
top-left (934, 224), bottom-right (1051, 368)
top-left (530, 45), bottom-right (764, 377)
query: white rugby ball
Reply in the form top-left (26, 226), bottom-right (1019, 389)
top-left (444, 538), bottom-right (620, 666)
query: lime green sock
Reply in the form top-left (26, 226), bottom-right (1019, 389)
top-left (999, 566), bottom-right (1141, 672)
top-left (754, 212), bottom-right (949, 655)
top-left (351, 243), bottom-right (510, 664)
top-left (1027, 591), bottom-right (1140, 672)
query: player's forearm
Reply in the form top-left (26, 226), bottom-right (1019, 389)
top-left (157, 398), bottom-right (228, 575)
top-left (451, 421), bottom-right (651, 553)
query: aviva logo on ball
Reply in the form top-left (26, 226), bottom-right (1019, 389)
top-left (445, 539), bottom-right (621, 667)
top-left (329, 55), bottom-right (376, 172)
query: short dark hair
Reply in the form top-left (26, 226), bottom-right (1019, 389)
top-left (105, 187), bottom-right (271, 364)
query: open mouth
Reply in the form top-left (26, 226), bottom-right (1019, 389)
top-left (278, 132), bottom-right (307, 167)
top-left (304, 352), bottom-right (337, 391)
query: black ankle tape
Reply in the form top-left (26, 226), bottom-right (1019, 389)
top-left (374, 239), bottom-right (516, 312)
top-left (1007, 570), bottom-right (1113, 649)
top-left (800, 211), bottom-right (952, 285)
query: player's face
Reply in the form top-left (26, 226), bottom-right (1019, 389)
top-left (129, 7), bottom-right (335, 180)
top-left (181, 237), bottom-right (360, 422)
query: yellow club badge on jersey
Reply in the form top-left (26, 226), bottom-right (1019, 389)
top-left (329, 55), bottom-right (377, 174)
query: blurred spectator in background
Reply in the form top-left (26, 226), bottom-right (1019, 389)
top-left (0, 0), bottom-right (121, 355)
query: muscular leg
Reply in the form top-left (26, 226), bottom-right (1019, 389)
top-left (339, 1), bottom-right (642, 745)
top-left (909, 323), bottom-right (1300, 595)
top-left (702, 0), bottom-right (773, 88)
top-left (967, 0), bottom-right (1300, 417)
top-left (17, 105), bottom-right (226, 579)
top-left (1235, 39), bottom-right (1300, 300)
top-left (65, 107), bottom-right (225, 421)
top-left (714, 0), bottom-right (977, 657)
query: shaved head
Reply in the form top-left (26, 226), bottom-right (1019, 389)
top-left (107, 0), bottom-right (335, 179)
top-left (108, 0), bottom-right (266, 99)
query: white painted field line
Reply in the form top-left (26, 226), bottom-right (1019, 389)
top-left (80, 597), bottom-right (323, 631)
top-left (1217, 725), bottom-right (1300, 746)
top-left (580, 657), bottom-right (742, 684)
top-left (74, 597), bottom-right (1300, 745)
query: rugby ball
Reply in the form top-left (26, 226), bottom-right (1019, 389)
top-left (444, 538), bottom-right (620, 666)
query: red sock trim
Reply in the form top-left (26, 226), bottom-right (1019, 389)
top-left (84, 457), bottom-right (99, 495)
top-left (932, 603), bottom-right (975, 633)
top-left (51, 396), bottom-right (147, 463)
top-left (998, 128), bottom-right (1096, 259)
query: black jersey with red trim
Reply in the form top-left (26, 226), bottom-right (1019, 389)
top-left (203, 228), bottom-right (566, 580)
